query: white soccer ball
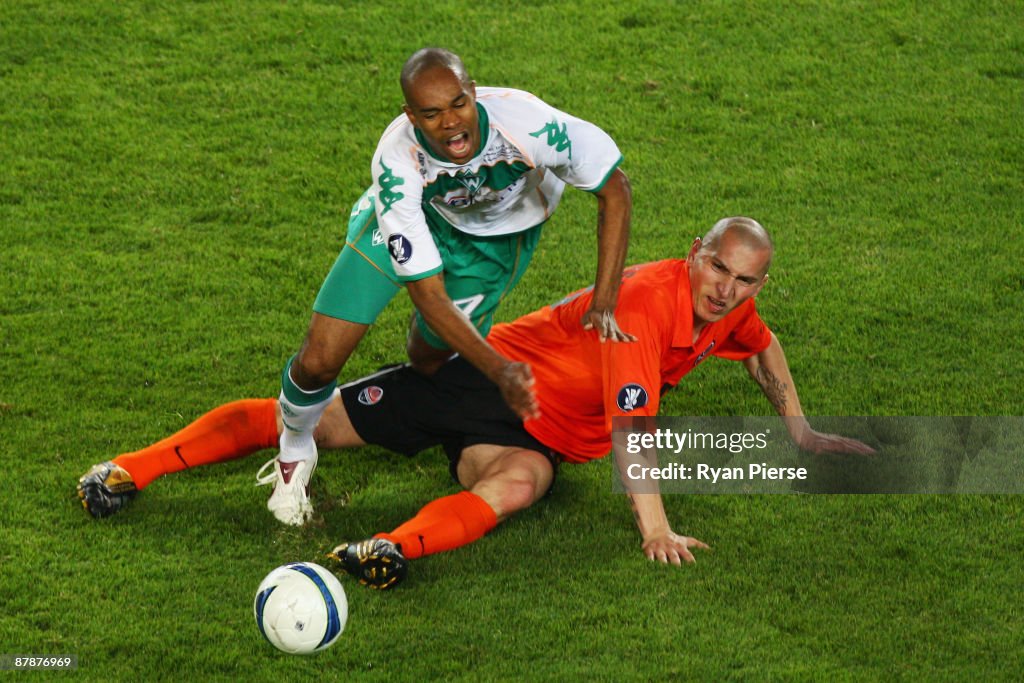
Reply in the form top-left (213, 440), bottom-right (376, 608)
top-left (254, 562), bottom-right (348, 655)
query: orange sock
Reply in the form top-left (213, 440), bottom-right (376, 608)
top-left (377, 491), bottom-right (498, 559)
top-left (113, 399), bottom-right (280, 489)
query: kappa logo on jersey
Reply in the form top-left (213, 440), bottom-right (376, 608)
top-left (616, 383), bottom-right (649, 412)
top-left (388, 234), bottom-right (413, 264)
top-left (530, 118), bottom-right (573, 160)
top-left (371, 229), bottom-right (385, 247)
top-left (357, 385), bottom-right (384, 406)
top-left (376, 161), bottom-right (405, 215)
top-left (694, 340), bottom-right (716, 367)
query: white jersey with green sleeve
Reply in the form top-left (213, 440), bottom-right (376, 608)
top-left (370, 86), bottom-right (624, 282)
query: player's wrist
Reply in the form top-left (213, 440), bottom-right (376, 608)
top-left (640, 525), bottom-right (672, 545)
top-left (587, 293), bottom-right (618, 312)
top-left (783, 416), bottom-right (813, 445)
top-left (482, 357), bottom-right (519, 386)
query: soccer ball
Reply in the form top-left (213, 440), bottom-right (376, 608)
top-left (254, 562), bottom-right (348, 655)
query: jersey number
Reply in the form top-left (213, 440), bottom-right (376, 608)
top-left (452, 294), bottom-right (485, 319)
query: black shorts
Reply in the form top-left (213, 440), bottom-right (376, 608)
top-left (339, 358), bottom-right (559, 483)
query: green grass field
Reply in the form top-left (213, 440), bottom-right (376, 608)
top-left (2, 0), bottom-right (1023, 679)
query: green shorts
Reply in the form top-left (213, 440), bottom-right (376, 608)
top-left (312, 190), bottom-right (402, 325)
top-left (313, 190), bottom-right (542, 348)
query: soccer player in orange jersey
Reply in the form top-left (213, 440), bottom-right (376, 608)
top-left (78, 217), bottom-right (873, 589)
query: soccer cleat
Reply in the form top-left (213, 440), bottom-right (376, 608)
top-left (327, 538), bottom-right (408, 590)
top-left (77, 461), bottom-right (138, 518)
top-left (255, 448), bottom-right (318, 526)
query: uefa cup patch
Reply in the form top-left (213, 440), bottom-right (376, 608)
top-left (387, 234), bottom-right (412, 264)
top-left (616, 383), bottom-right (649, 412)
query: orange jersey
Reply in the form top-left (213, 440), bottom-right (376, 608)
top-left (487, 259), bottom-right (772, 463)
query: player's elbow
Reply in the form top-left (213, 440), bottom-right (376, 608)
top-left (600, 168), bottom-right (632, 206)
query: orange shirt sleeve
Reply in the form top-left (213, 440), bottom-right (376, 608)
top-left (599, 281), bottom-right (675, 432)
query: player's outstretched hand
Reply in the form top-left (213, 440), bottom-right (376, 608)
top-left (641, 531), bottom-right (710, 566)
top-left (498, 361), bottom-right (540, 421)
top-left (581, 308), bottom-right (637, 343)
top-left (798, 430), bottom-right (877, 456)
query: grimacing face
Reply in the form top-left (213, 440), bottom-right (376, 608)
top-left (687, 231), bottom-right (770, 326)
top-left (403, 66), bottom-right (480, 164)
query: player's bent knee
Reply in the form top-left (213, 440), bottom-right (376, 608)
top-left (460, 446), bottom-right (554, 519)
top-left (479, 455), bottom-right (553, 518)
top-left (406, 335), bottom-right (452, 376)
top-left (292, 315), bottom-right (369, 389)
top-left (496, 477), bottom-right (543, 516)
top-left (472, 476), bottom-right (539, 521)
top-left (293, 351), bottom-right (342, 389)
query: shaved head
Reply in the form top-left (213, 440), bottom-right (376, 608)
top-left (400, 48), bottom-right (472, 104)
top-left (700, 217), bottom-right (774, 272)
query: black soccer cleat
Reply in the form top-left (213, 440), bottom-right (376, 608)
top-left (77, 461), bottom-right (138, 518)
top-left (328, 538), bottom-right (408, 590)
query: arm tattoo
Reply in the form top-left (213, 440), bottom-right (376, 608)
top-left (755, 365), bottom-right (789, 415)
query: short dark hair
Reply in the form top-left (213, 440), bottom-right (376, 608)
top-left (400, 48), bottom-right (471, 103)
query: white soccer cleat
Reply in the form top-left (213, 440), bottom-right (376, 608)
top-left (256, 447), bottom-right (318, 526)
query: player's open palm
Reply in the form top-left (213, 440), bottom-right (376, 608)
top-left (642, 531), bottom-right (710, 566)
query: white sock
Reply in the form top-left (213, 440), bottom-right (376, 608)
top-left (277, 388), bottom-right (335, 463)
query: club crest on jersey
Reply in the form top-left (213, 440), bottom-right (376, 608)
top-left (372, 229), bottom-right (385, 247)
top-left (388, 234), bottom-right (412, 264)
top-left (456, 172), bottom-right (484, 194)
top-left (616, 383), bottom-right (649, 412)
top-left (693, 340), bottom-right (716, 367)
top-left (357, 385), bottom-right (384, 406)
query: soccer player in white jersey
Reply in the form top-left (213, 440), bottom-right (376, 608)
top-left (260, 47), bottom-right (636, 525)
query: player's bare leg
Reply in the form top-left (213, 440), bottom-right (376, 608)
top-left (292, 314), bottom-right (370, 389)
top-left (457, 445), bottom-right (555, 520)
top-left (311, 391), bottom-right (368, 451)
